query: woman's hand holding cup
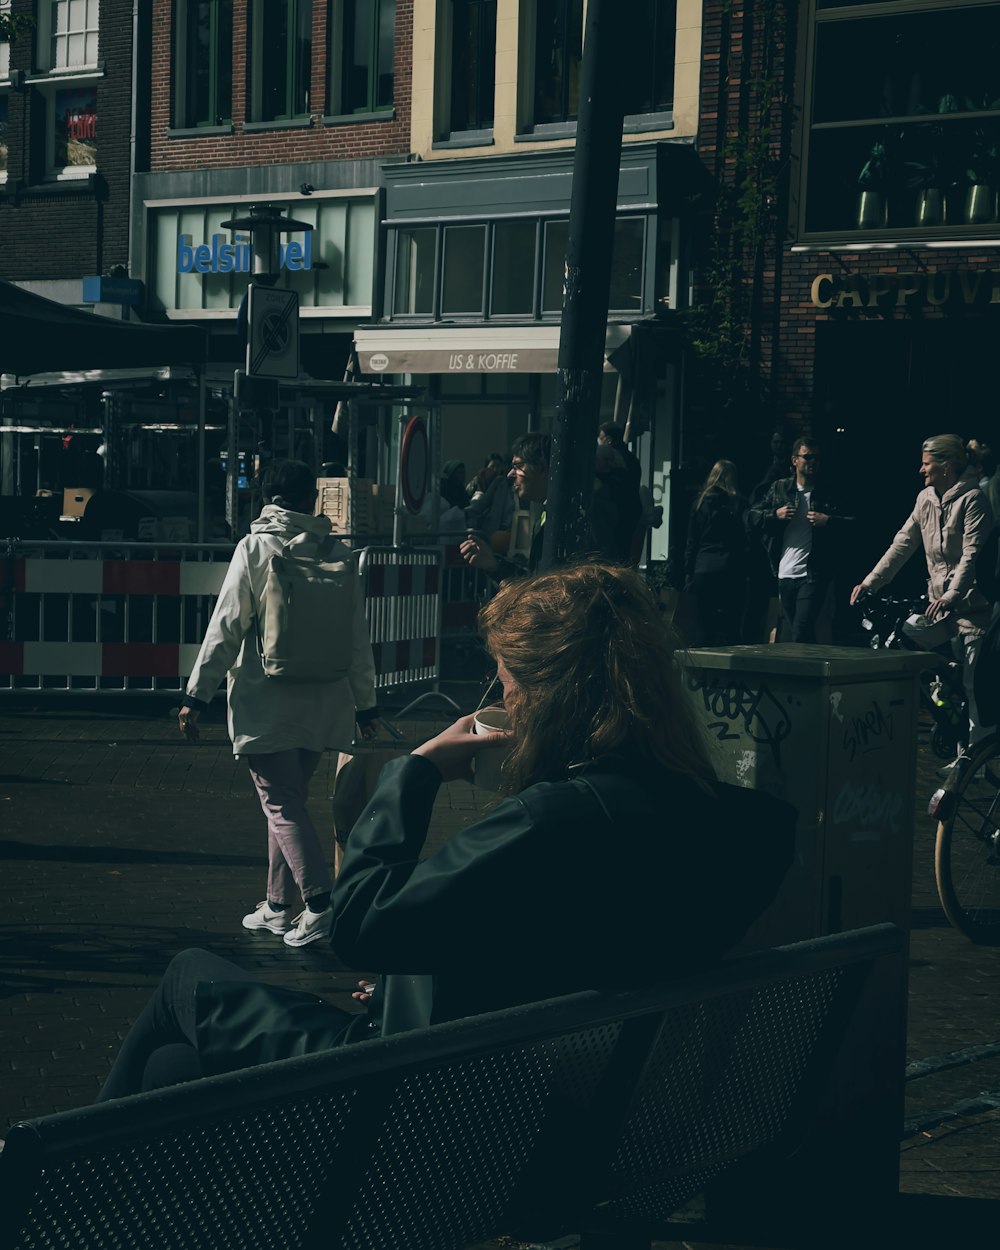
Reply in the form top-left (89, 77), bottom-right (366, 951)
top-left (412, 710), bottom-right (511, 785)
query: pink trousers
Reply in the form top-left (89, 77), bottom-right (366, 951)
top-left (244, 749), bottom-right (331, 906)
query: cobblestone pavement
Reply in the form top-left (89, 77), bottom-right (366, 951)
top-left (1, 695), bottom-right (998, 1242)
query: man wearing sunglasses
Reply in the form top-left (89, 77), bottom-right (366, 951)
top-left (748, 437), bottom-right (851, 643)
top-left (460, 433), bottom-right (551, 581)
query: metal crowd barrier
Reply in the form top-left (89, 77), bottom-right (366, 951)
top-left (357, 545), bottom-right (443, 692)
top-left (0, 538), bottom-right (448, 696)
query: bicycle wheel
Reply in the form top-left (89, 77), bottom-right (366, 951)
top-left (934, 734), bottom-right (1000, 944)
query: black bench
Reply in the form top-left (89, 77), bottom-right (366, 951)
top-left (0, 924), bottom-right (905, 1250)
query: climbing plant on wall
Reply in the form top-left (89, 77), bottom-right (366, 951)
top-left (684, 0), bottom-right (792, 424)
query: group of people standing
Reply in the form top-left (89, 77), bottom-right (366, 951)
top-left (684, 435), bottom-right (846, 647)
top-left (685, 431), bottom-right (997, 769)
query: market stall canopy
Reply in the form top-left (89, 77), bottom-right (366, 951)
top-left (0, 279), bottom-right (207, 376)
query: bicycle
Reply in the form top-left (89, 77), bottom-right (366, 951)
top-left (929, 733), bottom-right (1000, 944)
top-left (856, 591), bottom-right (967, 761)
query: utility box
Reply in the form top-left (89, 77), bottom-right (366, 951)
top-left (680, 644), bottom-right (932, 950)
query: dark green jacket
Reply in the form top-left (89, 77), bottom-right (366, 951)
top-left (197, 754), bottom-right (794, 1069)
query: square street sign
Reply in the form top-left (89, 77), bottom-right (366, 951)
top-left (247, 284), bottom-right (299, 379)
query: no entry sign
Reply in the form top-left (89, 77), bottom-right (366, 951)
top-left (247, 284), bottom-right (299, 379)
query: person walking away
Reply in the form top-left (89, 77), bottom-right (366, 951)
top-left (684, 460), bottom-right (748, 645)
top-left (178, 460), bottom-right (380, 947)
top-left (851, 434), bottom-right (994, 774)
top-left (748, 438), bottom-right (850, 643)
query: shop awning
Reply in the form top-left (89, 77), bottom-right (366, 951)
top-left (355, 324), bottom-right (631, 375)
top-left (0, 279), bottom-right (207, 377)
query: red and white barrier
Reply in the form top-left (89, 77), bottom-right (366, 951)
top-left (359, 547), bottom-right (442, 690)
top-left (1, 541), bottom-right (446, 695)
top-left (0, 546), bottom-right (229, 691)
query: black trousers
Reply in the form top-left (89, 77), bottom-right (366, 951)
top-left (778, 577), bottom-right (826, 644)
top-left (96, 948), bottom-right (354, 1101)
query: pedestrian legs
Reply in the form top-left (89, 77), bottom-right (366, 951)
top-left (955, 631), bottom-right (989, 750)
top-left (245, 749), bottom-right (331, 906)
top-left (778, 578), bottom-right (825, 643)
top-left (96, 949), bottom-right (257, 1101)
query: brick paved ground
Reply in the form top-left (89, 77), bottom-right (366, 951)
top-left (1, 692), bottom-right (998, 1245)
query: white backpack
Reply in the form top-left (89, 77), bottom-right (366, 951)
top-left (255, 532), bottom-right (356, 683)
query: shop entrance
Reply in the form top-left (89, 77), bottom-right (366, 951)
top-left (813, 316), bottom-right (1000, 592)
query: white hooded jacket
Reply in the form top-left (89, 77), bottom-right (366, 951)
top-left (185, 505), bottom-right (377, 755)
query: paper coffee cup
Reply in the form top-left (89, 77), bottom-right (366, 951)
top-left (472, 707), bottom-right (511, 790)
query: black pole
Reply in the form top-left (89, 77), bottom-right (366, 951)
top-left (540, 0), bottom-right (626, 571)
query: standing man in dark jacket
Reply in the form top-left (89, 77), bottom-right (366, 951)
top-left (747, 438), bottom-right (850, 643)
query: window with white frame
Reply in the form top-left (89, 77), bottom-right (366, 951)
top-left (38, 0), bottom-right (100, 72)
top-left (30, 1), bottom-right (100, 179)
top-left (248, 0), bottom-right (312, 123)
top-left (0, 0), bottom-right (10, 180)
top-left (1, 0), bottom-right (11, 80)
top-left (173, 0), bottom-right (233, 128)
top-left (328, 0), bottom-right (395, 116)
top-left (0, 93), bottom-right (8, 182)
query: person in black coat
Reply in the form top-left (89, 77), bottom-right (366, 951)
top-left (685, 459), bottom-right (749, 645)
top-left (93, 563), bottom-right (795, 1099)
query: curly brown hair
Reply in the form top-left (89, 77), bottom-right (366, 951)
top-left (478, 562), bottom-right (715, 794)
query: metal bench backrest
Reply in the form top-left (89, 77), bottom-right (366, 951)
top-left (0, 925), bottom-right (903, 1250)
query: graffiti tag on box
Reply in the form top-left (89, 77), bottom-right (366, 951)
top-left (687, 674), bottom-right (792, 766)
top-left (842, 698), bottom-right (895, 763)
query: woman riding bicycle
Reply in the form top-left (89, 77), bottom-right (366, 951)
top-left (850, 434), bottom-right (994, 773)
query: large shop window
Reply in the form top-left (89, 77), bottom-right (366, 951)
top-left (328, 0), bottom-right (395, 116)
top-left (390, 214), bottom-right (649, 319)
top-left (799, 0), bottom-right (1000, 240)
top-left (174, 0), bottom-right (233, 129)
top-left (249, 0), bottom-right (312, 123)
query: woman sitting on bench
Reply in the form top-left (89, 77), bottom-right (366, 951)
top-left (96, 562), bottom-right (795, 1099)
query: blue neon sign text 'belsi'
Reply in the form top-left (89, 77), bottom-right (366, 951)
top-left (177, 233), bottom-right (313, 274)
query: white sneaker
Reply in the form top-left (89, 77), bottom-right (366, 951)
top-left (283, 906), bottom-right (333, 948)
top-left (242, 900), bottom-right (292, 934)
top-left (937, 752), bottom-right (972, 780)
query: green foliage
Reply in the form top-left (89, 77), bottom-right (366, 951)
top-left (683, 0), bottom-right (787, 416)
top-left (0, 11), bottom-right (34, 43)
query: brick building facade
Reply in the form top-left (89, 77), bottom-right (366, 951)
top-left (688, 0), bottom-right (1000, 560)
top-left (0, 0), bottom-right (134, 292)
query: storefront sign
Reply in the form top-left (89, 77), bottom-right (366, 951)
top-left (177, 232), bottom-right (313, 275)
top-left (811, 269), bottom-right (1000, 310)
top-left (360, 347), bottom-right (566, 373)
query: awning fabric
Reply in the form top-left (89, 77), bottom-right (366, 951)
top-left (0, 279), bottom-right (207, 376)
top-left (354, 324), bottom-right (631, 375)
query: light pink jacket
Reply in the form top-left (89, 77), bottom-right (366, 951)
top-left (865, 470), bottom-right (993, 635)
